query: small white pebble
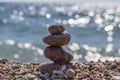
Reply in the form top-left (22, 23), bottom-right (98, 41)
top-left (53, 70), bottom-right (64, 75)
top-left (39, 73), bottom-right (50, 79)
top-left (66, 69), bottom-right (75, 78)
top-left (61, 65), bottom-right (66, 71)
top-left (113, 76), bottom-right (120, 79)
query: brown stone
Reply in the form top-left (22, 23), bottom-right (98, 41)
top-left (44, 46), bottom-right (73, 64)
top-left (66, 52), bottom-right (74, 63)
top-left (43, 32), bottom-right (71, 46)
top-left (48, 24), bottom-right (65, 34)
top-left (39, 63), bottom-right (74, 74)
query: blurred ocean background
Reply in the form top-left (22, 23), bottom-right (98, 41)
top-left (0, 0), bottom-right (120, 63)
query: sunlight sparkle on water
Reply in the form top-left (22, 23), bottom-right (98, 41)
top-left (78, 17), bottom-right (90, 25)
top-left (104, 25), bottom-right (113, 32)
top-left (68, 43), bottom-right (80, 51)
top-left (107, 31), bottom-right (113, 36)
top-left (17, 42), bottom-right (43, 55)
top-left (67, 12), bottom-right (73, 17)
top-left (100, 56), bottom-right (120, 61)
top-left (28, 6), bottom-right (35, 11)
top-left (55, 7), bottom-right (65, 12)
top-left (46, 13), bottom-right (51, 19)
top-left (62, 20), bottom-right (67, 25)
top-left (39, 7), bottom-right (47, 16)
top-left (94, 15), bottom-right (103, 24)
top-left (119, 24), bottom-right (120, 28)
top-left (17, 43), bottom-right (24, 48)
top-left (104, 14), bottom-right (114, 20)
top-left (14, 54), bottom-right (19, 59)
top-left (107, 36), bottom-right (113, 42)
top-left (2, 18), bottom-right (8, 24)
top-left (28, 6), bottom-right (36, 15)
top-left (75, 14), bottom-right (80, 19)
top-left (85, 51), bottom-right (101, 62)
top-left (106, 43), bottom-right (113, 53)
top-left (68, 17), bottom-right (90, 26)
top-left (89, 47), bottom-right (97, 52)
top-left (10, 10), bottom-right (24, 22)
top-left (68, 19), bottom-right (74, 25)
top-left (73, 54), bottom-right (83, 60)
top-left (114, 16), bottom-right (120, 22)
top-left (106, 9), bottom-right (115, 14)
top-left (83, 44), bottom-right (90, 51)
top-left (5, 40), bottom-right (15, 45)
top-left (24, 43), bottom-right (32, 49)
top-left (88, 11), bottom-right (94, 17)
top-left (36, 48), bottom-right (43, 55)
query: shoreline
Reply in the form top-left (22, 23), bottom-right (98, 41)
top-left (0, 58), bottom-right (120, 80)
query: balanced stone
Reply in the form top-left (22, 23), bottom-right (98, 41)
top-left (48, 24), bottom-right (65, 34)
top-left (43, 32), bottom-right (71, 46)
top-left (39, 63), bottom-right (75, 74)
top-left (44, 46), bottom-right (73, 64)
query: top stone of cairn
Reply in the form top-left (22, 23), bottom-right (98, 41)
top-left (48, 24), bottom-right (65, 34)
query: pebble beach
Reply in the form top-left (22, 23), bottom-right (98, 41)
top-left (0, 58), bottom-right (120, 80)
top-left (0, 2), bottom-right (120, 80)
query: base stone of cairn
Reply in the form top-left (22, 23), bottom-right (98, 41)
top-left (39, 24), bottom-right (74, 74)
top-left (39, 63), bottom-right (76, 74)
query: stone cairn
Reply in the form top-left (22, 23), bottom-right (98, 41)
top-left (39, 24), bottom-right (74, 74)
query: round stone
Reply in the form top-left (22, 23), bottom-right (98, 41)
top-left (44, 46), bottom-right (73, 64)
top-left (43, 32), bottom-right (71, 46)
top-left (48, 24), bottom-right (65, 34)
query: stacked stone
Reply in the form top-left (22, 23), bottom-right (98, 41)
top-left (39, 24), bottom-right (74, 73)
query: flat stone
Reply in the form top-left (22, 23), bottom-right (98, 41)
top-left (43, 32), bottom-right (71, 46)
top-left (39, 63), bottom-right (74, 74)
top-left (44, 46), bottom-right (73, 64)
top-left (48, 24), bottom-right (65, 34)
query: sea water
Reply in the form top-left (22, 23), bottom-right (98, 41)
top-left (0, 2), bottom-right (120, 63)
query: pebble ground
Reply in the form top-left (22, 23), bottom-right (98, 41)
top-left (0, 58), bottom-right (120, 80)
